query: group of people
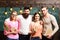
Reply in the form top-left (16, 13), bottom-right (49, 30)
top-left (4, 6), bottom-right (59, 40)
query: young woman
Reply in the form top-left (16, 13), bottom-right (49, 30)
top-left (4, 11), bottom-right (21, 40)
top-left (30, 13), bottom-right (43, 40)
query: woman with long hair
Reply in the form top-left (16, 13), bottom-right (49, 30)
top-left (30, 13), bottom-right (43, 40)
top-left (4, 11), bottom-right (20, 40)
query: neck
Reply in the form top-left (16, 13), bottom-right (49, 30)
top-left (10, 19), bottom-right (16, 21)
top-left (34, 20), bottom-right (39, 22)
top-left (43, 12), bottom-right (49, 18)
top-left (12, 20), bottom-right (16, 21)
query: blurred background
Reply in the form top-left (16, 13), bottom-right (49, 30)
top-left (0, 0), bottom-right (60, 40)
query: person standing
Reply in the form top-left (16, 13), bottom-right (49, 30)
top-left (17, 7), bottom-right (32, 40)
top-left (4, 11), bottom-right (20, 40)
top-left (41, 7), bottom-right (59, 40)
top-left (29, 13), bottom-right (43, 40)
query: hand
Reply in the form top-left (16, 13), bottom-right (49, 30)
top-left (19, 32), bottom-right (22, 34)
top-left (47, 34), bottom-right (52, 39)
top-left (10, 27), bottom-right (16, 32)
top-left (10, 27), bottom-right (18, 34)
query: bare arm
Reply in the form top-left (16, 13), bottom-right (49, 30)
top-left (51, 16), bottom-right (59, 36)
top-left (4, 20), bottom-right (18, 35)
top-left (29, 23), bottom-right (33, 34)
top-left (16, 16), bottom-right (21, 34)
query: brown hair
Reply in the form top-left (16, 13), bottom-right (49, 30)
top-left (41, 6), bottom-right (48, 10)
top-left (32, 12), bottom-right (42, 21)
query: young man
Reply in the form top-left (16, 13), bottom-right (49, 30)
top-left (41, 7), bottom-right (59, 40)
top-left (17, 7), bottom-right (32, 40)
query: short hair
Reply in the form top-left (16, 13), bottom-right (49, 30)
top-left (41, 6), bottom-right (48, 9)
top-left (24, 6), bottom-right (30, 10)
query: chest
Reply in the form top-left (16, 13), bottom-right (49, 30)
top-left (43, 17), bottom-right (51, 24)
top-left (32, 22), bottom-right (42, 30)
top-left (8, 21), bottom-right (18, 28)
top-left (20, 16), bottom-right (32, 25)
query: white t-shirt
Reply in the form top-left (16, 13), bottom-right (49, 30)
top-left (17, 15), bottom-right (32, 35)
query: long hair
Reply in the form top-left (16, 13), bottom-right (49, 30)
top-left (32, 12), bottom-right (42, 21)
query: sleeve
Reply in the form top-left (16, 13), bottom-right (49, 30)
top-left (4, 18), bottom-right (10, 31)
top-left (4, 19), bottom-right (8, 24)
top-left (50, 15), bottom-right (59, 36)
top-left (29, 22), bottom-right (33, 33)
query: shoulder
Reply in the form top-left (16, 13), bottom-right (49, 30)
top-left (30, 21), bottom-right (34, 25)
top-left (31, 21), bottom-right (34, 23)
top-left (30, 21), bottom-right (34, 27)
top-left (29, 15), bottom-right (33, 16)
top-left (17, 15), bottom-right (22, 20)
top-left (29, 15), bottom-right (33, 18)
top-left (49, 14), bottom-right (55, 18)
top-left (49, 14), bottom-right (56, 20)
top-left (17, 15), bottom-right (22, 18)
top-left (5, 18), bottom-right (10, 22)
top-left (4, 18), bottom-right (10, 24)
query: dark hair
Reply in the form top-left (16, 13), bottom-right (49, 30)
top-left (41, 6), bottom-right (48, 9)
top-left (32, 12), bottom-right (42, 21)
top-left (24, 6), bottom-right (30, 10)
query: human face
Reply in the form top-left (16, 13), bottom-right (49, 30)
top-left (35, 14), bottom-right (40, 21)
top-left (11, 12), bottom-right (17, 20)
top-left (41, 7), bottom-right (48, 16)
top-left (24, 9), bottom-right (30, 14)
top-left (22, 9), bottom-right (30, 18)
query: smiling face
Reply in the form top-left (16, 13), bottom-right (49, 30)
top-left (35, 13), bottom-right (40, 21)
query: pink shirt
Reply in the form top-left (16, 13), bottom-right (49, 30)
top-left (4, 18), bottom-right (20, 39)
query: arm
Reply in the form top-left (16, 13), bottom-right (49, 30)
top-left (4, 30), bottom-right (13, 35)
top-left (29, 23), bottom-right (33, 34)
top-left (50, 15), bottom-right (59, 36)
top-left (40, 20), bottom-right (44, 25)
top-left (29, 22), bottom-right (36, 34)
top-left (40, 21), bottom-right (44, 34)
top-left (4, 19), bottom-right (11, 32)
top-left (16, 16), bottom-right (21, 33)
top-left (4, 22), bottom-right (15, 35)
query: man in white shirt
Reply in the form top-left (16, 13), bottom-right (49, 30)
top-left (17, 7), bottom-right (32, 40)
top-left (41, 7), bottom-right (59, 40)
